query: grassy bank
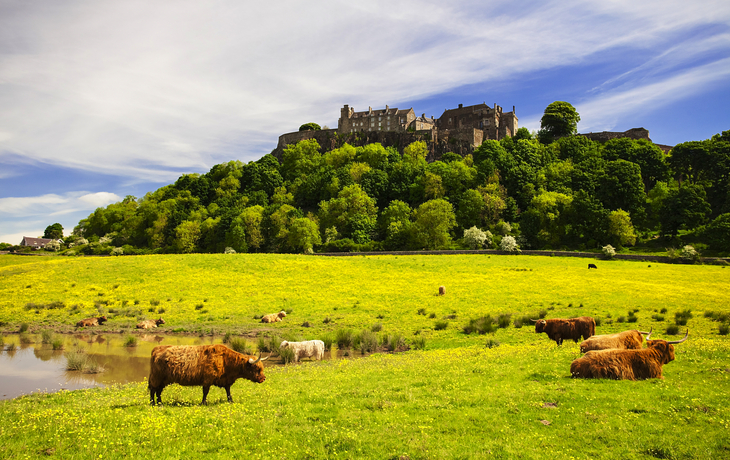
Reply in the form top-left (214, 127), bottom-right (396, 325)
top-left (1, 253), bottom-right (729, 458)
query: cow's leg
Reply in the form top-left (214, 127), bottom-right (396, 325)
top-left (556, 335), bottom-right (563, 346)
top-left (225, 385), bottom-right (233, 403)
top-left (149, 386), bottom-right (156, 405)
top-left (201, 385), bottom-right (210, 405)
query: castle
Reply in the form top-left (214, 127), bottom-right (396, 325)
top-left (337, 102), bottom-right (518, 146)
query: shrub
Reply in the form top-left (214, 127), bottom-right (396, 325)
top-left (463, 226), bottom-right (491, 249)
top-left (594, 317), bottom-right (603, 327)
top-left (65, 349), bottom-right (88, 371)
top-left (417, 308), bottom-right (426, 315)
top-left (679, 245), bottom-right (700, 263)
top-left (627, 314), bottom-right (638, 323)
top-left (463, 316), bottom-right (496, 335)
top-left (410, 336), bottom-right (426, 350)
top-left (617, 316), bottom-right (626, 323)
top-left (84, 360), bottom-right (105, 374)
top-left (660, 307), bottom-right (668, 314)
top-left (428, 312), bottom-right (437, 318)
top-left (322, 335), bottom-right (334, 351)
top-left (51, 337), bottom-right (65, 350)
top-left (150, 299), bottom-right (160, 306)
top-left (652, 314), bottom-right (665, 322)
top-left (19, 323), bottom-right (29, 333)
top-left (358, 330), bottom-right (378, 353)
top-left (301, 321), bottom-right (311, 328)
top-left (500, 235), bottom-right (520, 253)
top-left (485, 338), bottom-right (500, 349)
top-left (719, 324), bottom-right (729, 336)
top-left (675, 309), bottom-right (692, 326)
top-left (322, 317), bottom-right (332, 324)
top-left (279, 346), bottom-right (296, 364)
top-left (157, 307), bottom-right (166, 314)
top-left (335, 329), bottom-right (354, 349)
top-left (513, 318), bottom-right (524, 328)
top-left (434, 321), bottom-right (448, 331)
top-left (495, 221), bottom-right (512, 236)
top-left (371, 323), bottom-right (383, 332)
top-left (602, 244), bottom-right (616, 259)
top-left (224, 247), bottom-right (236, 254)
top-left (497, 314), bottom-right (512, 328)
top-left (230, 338), bottom-right (253, 354)
top-left (195, 304), bottom-right (204, 310)
top-left (666, 324), bottom-right (680, 335)
top-left (256, 335), bottom-right (271, 353)
top-left (19, 334), bottom-right (33, 344)
top-left (222, 332), bottom-right (233, 344)
top-left (382, 334), bottom-right (406, 352)
top-left (123, 335), bottom-right (138, 347)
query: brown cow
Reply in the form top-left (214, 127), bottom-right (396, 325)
top-left (261, 311), bottom-right (286, 323)
top-left (136, 318), bottom-right (165, 329)
top-left (148, 344), bottom-right (268, 405)
top-left (533, 317), bottom-right (595, 345)
top-left (579, 328), bottom-right (651, 353)
top-left (438, 286), bottom-right (446, 296)
top-left (75, 316), bottom-right (108, 327)
top-left (570, 331), bottom-right (688, 380)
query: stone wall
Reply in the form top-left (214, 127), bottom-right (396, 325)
top-left (579, 127), bottom-right (651, 143)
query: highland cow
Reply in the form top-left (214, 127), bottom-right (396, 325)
top-left (579, 328), bottom-right (651, 353)
top-left (533, 317), bottom-right (595, 345)
top-left (438, 286), bottom-right (446, 296)
top-left (148, 344), bottom-right (268, 405)
top-left (136, 318), bottom-right (165, 329)
top-left (261, 311), bottom-right (287, 323)
top-left (75, 316), bottom-right (107, 327)
top-left (280, 340), bottom-right (325, 362)
top-left (570, 331), bottom-right (688, 380)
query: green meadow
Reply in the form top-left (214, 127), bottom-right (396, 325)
top-left (1, 253), bottom-right (729, 459)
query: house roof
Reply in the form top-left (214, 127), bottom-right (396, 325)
top-left (21, 237), bottom-right (52, 247)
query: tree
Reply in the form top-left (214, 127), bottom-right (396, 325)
top-left (318, 185), bottom-right (378, 242)
top-left (403, 141), bottom-right (428, 165)
top-left (298, 122), bottom-right (321, 131)
top-left (538, 101), bottom-right (580, 143)
top-left (287, 218), bottom-right (321, 253)
top-left (607, 209), bottom-right (636, 248)
top-left (660, 184), bottom-right (712, 237)
top-left (43, 223), bottom-right (64, 240)
top-left (412, 199), bottom-right (456, 249)
top-left (597, 160), bottom-right (647, 226)
top-left (173, 220), bottom-right (202, 253)
top-left (463, 226), bottom-right (492, 249)
top-left (704, 213), bottom-right (730, 251)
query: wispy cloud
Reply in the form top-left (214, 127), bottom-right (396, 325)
top-left (0, 191), bottom-right (121, 217)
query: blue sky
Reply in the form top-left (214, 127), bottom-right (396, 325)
top-left (2, 0), bottom-right (730, 244)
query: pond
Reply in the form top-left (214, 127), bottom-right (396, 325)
top-left (0, 333), bottom-right (340, 400)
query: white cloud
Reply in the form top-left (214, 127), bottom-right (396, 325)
top-left (0, 191), bottom-right (121, 217)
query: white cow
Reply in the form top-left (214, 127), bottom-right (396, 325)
top-left (280, 340), bottom-right (325, 362)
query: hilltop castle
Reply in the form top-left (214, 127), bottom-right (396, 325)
top-left (337, 102), bottom-right (518, 146)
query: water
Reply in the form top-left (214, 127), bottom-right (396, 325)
top-left (0, 333), bottom-right (254, 400)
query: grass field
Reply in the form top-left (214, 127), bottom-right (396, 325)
top-left (1, 254), bottom-right (729, 459)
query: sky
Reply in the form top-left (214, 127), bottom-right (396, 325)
top-left (1, 0), bottom-right (730, 244)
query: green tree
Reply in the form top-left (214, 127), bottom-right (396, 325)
top-left (379, 200), bottom-right (414, 250)
top-left (298, 122), bottom-right (321, 131)
top-left (521, 190), bottom-right (573, 248)
top-left (538, 101), bottom-right (580, 143)
top-left (456, 189), bottom-right (486, 230)
top-left (173, 220), bottom-right (202, 253)
top-left (704, 213), bottom-right (730, 251)
top-left (43, 223), bottom-right (63, 240)
top-left (597, 160), bottom-right (647, 226)
top-left (403, 141), bottom-right (428, 165)
top-left (607, 209), bottom-right (636, 248)
top-left (282, 139), bottom-right (322, 181)
top-left (318, 185), bottom-right (378, 242)
top-left (660, 184), bottom-right (712, 237)
top-left (412, 199), bottom-right (456, 249)
top-left (287, 218), bottom-right (321, 252)
top-left (240, 205), bottom-right (265, 250)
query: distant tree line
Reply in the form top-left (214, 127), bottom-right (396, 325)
top-left (69, 104), bottom-right (730, 255)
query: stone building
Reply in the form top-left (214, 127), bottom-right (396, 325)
top-left (338, 105), bottom-right (416, 134)
top-left (336, 102), bottom-right (517, 148)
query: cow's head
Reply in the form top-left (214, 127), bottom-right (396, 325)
top-left (98, 316), bottom-right (108, 324)
top-left (279, 311), bottom-right (287, 318)
top-left (245, 354), bottom-right (269, 383)
top-left (646, 330), bottom-right (688, 364)
top-left (533, 319), bottom-right (547, 332)
top-left (156, 318), bottom-right (166, 325)
top-left (280, 341), bottom-right (290, 349)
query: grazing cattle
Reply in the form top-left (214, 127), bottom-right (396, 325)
top-left (136, 318), bottom-right (165, 329)
top-left (148, 344), bottom-right (268, 405)
top-left (579, 328), bottom-right (651, 353)
top-left (570, 331), bottom-right (688, 380)
top-left (533, 317), bottom-right (596, 345)
top-left (261, 311), bottom-right (287, 323)
top-left (588, 263), bottom-right (598, 269)
top-left (439, 286), bottom-right (446, 296)
top-left (75, 316), bottom-right (108, 327)
top-left (280, 340), bottom-right (325, 362)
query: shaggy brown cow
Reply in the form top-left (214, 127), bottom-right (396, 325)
top-left (438, 286), bottom-right (446, 296)
top-left (75, 316), bottom-right (108, 327)
top-left (570, 331), bottom-right (688, 380)
top-left (261, 311), bottom-right (286, 323)
top-left (136, 318), bottom-right (165, 329)
top-left (533, 317), bottom-right (595, 345)
top-left (579, 328), bottom-right (651, 353)
top-left (148, 344), bottom-right (268, 405)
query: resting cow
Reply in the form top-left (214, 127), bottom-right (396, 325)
top-left (261, 311), bottom-right (287, 323)
top-left (148, 344), bottom-right (268, 405)
top-left (75, 316), bottom-right (108, 327)
top-left (570, 330), bottom-right (688, 380)
top-left (533, 317), bottom-right (595, 345)
top-left (579, 328), bottom-right (651, 353)
top-left (137, 318), bottom-right (165, 329)
top-left (280, 340), bottom-right (325, 362)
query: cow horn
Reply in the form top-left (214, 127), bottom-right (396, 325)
top-left (259, 354), bottom-right (270, 362)
top-left (666, 330), bottom-right (689, 344)
top-left (530, 319), bottom-right (538, 322)
top-left (639, 327), bottom-right (652, 337)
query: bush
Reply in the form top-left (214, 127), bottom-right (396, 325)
top-left (335, 329), bottom-right (354, 349)
top-left (594, 317), bottom-right (603, 327)
top-left (410, 336), bottom-right (426, 350)
top-left (666, 324), bottom-right (680, 335)
top-left (463, 316), bottom-right (496, 335)
top-left (513, 318), bottom-right (524, 328)
top-left (497, 314), bottom-right (512, 328)
top-left (417, 308), bottom-right (426, 315)
top-left (652, 314), bottom-right (665, 322)
top-left (485, 338), bottom-right (500, 349)
top-left (41, 330), bottom-right (53, 344)
top-left (371, 323), bottom-right (383, 332)
top-left (675, 309), bottom-right (692, 326)
top-left (602, 244), bottom-right (616, 259)
top-left (19, 323), bottom-right (29, 333)
top-left (150, 299), bottom-right (161, 306)
top-left (463, 226), bottom-right (492, 249)
top-left (65, 349), bottom-right (87, 370)
top-left (322, 335), bottom-right (334, 351)
top-left (382, 334), bottom-right (406, 352)
top-left (500, 235), bottom-right (520, 253)
top-left (19, 334), bottom-right (33, 344)
top-left (358, 330), bottom-right (378, 354)
top-left (660, 307), bottom-right (668, 314)
top-left (495, 221), bottom-right (512, 236)
top-left (434, 321), bottom-right (448, 331)
top-left (51, 337), bottom-right (65, 350)
top-left (617, 316), bottom-right (626, 323)
top-left (679, 245), bottom-right (700, 263)
top-left (719, 324), bottom-right (729, 336)
top-left (279, 346), bottom-right (296, 364)
top-left (123, 335), bottom-right (138, 347)
top-left (230, 338), bottom-right (253, 354)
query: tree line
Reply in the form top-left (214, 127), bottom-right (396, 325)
top-left (66, 104), bottom-right (730, 256)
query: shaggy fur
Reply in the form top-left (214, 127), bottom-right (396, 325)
top-left (261, 311), bottom-right (287, 323)
top-left (579, 330), bottom-right (645, 353)
top-left (535, 317), bottom-right (595, 345)
top-left (570, 340), bottom-right (677, 380)
top-left (136, 318), bottom-right (165, 329)
top-left (75, 316), bottom-right (107, 327)
top-left (280, 340), bottom-right (325, 362)
top-left (148, 344), bottom-right (266, 405)
top-left (438, 286), bottom-right (446, 296)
